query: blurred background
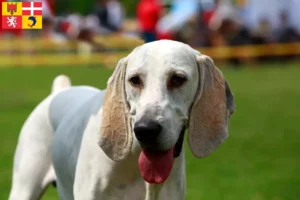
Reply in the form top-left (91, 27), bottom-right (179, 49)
top-left (0, 0), bottom-right (299, 199)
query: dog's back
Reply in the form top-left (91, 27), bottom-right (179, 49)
top-left (49, 86), bottom-right (100, 132)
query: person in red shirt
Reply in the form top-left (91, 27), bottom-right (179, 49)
top-left (136, 0), bottom-right (162, 43)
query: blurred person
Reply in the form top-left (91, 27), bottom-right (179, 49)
top-left (156, 0), bottom-right (200, 41)
top-left (54, 15), bottom-right (107, 51)
top-left (156, 2), bottom-right (173, 40)
top-left (242, 0), bottom-right (300, 41)
top-left (54, 14), bottom-right (86, 39)
top-left (176, 14), bottom-right (198, 45)
top-left (64, 13), bottom-right (84, 39)
top-left (40, 18), bottom-right (55, 37)
top-left (251, 18), bottom-right (274, 44)
top-left (250, 17), bottom-right (275, 62)
top-left (241, 0), bottom-right (285, 32)
top-left (207, 0), bottom-right (252, 46)
top-left (286, 0), bottom-right (300, 35)
top-left (136, 0), bottom-right (163, 43)
top-left (200, 0), bottom-right (231, 47)
top-left (92, 0), bottom-right (120, 33)
top-left (201, 0), bottom-right (219, 26)
top-left (208, 0), bottom-right (241, 32)
top-left (219, 18), bottom-right (251, 46)
top-left (207, 0), bottom-right (254, 66)
top-left (275, 10), bottom-right (300, 61)
top-left (107, 0), bottom-right (124, 32)
top-left (278, 0), bottom-right (300, 41)
top-left (39, 17), bottom-right (67, 43)
top-left (276, 11), bottom-right (300, 43)
top-left (56, 17), bottom-right (72, 36)
top-left (190, 0), bottom-right (220, 47)
top-left (221, 17), bottom-right (254, 66)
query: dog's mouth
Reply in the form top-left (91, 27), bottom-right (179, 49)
top-left (138, 127), bottom-right (185, 184)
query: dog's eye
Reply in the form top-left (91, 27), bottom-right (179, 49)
top-left (129, 76), bottom-right (142, 87)
top-left (168, 74), bottom-right (187, 89)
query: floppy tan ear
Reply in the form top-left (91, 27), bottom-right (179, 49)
top-left (188, 55), bottom-right (236, 158)
top-left (98, 57), bottom-right (133, 162)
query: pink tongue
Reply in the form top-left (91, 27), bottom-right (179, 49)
top-left (138, 148), bottom-right (174, 184)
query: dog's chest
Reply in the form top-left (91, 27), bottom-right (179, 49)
top-left (100, 157), bottom-right (148, 199)
top-left (103, 179), bottom-right (146, 200)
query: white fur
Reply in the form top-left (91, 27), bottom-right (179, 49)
top-left (9, 41), bottom-right (218, 200)
top-left (51, 75), bottom-right (71, 93)
top-left (9, 94), bottom-right (56, 200)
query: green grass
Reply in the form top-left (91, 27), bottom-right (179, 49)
top-left (0, 63), bottom-right (299, 200)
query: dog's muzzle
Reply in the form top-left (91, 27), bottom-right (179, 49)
top-left (134, 119), bottom-right (162, 149)
top-left (134, 119), bottom-right (185, 157)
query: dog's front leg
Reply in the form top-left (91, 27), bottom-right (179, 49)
top-left (74, 109), bottom-right (110, 200)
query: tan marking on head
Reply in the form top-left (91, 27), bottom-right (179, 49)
top-left (99, 57), bottom-right (133, 162)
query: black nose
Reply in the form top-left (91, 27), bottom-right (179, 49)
top-left (134, 119), bottom-right (162, 144)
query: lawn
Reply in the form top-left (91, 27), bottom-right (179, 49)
top-left (0, 63), bottom-right (299, 200)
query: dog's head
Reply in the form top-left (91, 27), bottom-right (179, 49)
top-left (99, 40), bottom-right (236, 184)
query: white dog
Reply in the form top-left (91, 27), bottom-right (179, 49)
top-left (9, 40), bottom-right (235, 200)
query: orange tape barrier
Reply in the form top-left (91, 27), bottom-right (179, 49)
top-left (0, 35), bottom-right (144, 51)
top-left (197, 43), bottom-right (300, 59)
top-left (0, 35), bottom-right (299, 68)
top-left (0, 52), bottom-right (129, 68)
